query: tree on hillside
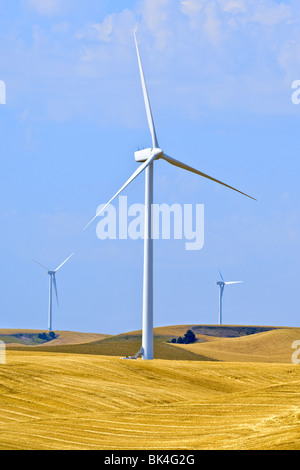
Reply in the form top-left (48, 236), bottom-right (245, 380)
top-left (37, 331), bottom-right (57, 342)
top-left (183, 330), bottom-right (196, 344)
top-left (170, 330), bottom-right (196, 345)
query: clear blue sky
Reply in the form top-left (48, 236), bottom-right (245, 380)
top-left (0, 0), bottom-right (299, 334)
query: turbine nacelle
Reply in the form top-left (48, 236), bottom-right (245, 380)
top-left (134, 147), bottom-right (163, 163)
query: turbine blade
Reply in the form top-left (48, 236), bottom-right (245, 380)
top-left (224, 281), bottom-right (243, 285)
top-left (134, 32), bottom-right (158, 149)
top-left (162, 154), bottom-right (257, 201)
top-left (32, 259), bottom-right (50, 271)
top-left (84, 152), bottom-right (157, 230)
top-left (219, 270), bottom-right (224, 281)
top-left (53, 274), bottom-right (59, 306)
top-left (54, 252), bottom-right (75, 273)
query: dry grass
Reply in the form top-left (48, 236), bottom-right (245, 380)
top-left (176, 327), bottom-right (300, 363)
top-left (10, 324), bottom-right (297, 363)
top-left (0, 350), bottom-right (300, 450)
top-left (6, 329), bottom-right (209, 361)
top-left (1, 325), bottom-right (300, 450)
top-left (2, 330), bottom-right (110, 347)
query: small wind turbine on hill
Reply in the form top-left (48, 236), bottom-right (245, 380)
top-left (216, 270), bottom-right (243, 325)
top-left (84, 33), bottom-right (256, 360)
top-left (33, 253), bottom-right (74, 331)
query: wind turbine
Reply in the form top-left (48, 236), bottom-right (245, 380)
top-left (33, 252), bottom-right (75, 331)
top-left (84, 33), bottom-right (256, 360)
top-left (216, 270), bottom-right (243, 325)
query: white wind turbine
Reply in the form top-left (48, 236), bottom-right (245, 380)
top-left (216, 270), bottom-right (243, 325)
top-left (33, 253), bottom-right (75, 331)
top-left (84, 33), bottom-right (256, 360)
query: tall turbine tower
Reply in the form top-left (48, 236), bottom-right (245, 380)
top-left (84, 34), bottom-right (256, 360)
top-left (216, 270), bottom-right (243, 325)
top-left (33, 253), bottom-right (75, 330)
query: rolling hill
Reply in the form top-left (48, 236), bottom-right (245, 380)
top-left (3, 324), bottom-right (300, 363)
top-left (176, 327), bottom-right (300, 363)
top-left (0, 351), bottom-right (299, 450)
top-left (1, 325), bottom-right (300, 450)
top-left (0, 329), bottom-right (110, 347)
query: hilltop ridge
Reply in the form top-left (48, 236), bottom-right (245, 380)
top-left (2, 324), bottom-right (299, 363)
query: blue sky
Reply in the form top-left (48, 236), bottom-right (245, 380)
top-left (0, 0), bottom-right (300, 334)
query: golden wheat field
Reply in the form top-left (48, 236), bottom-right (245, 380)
top-left (0, 325), bottom-right (300, 450)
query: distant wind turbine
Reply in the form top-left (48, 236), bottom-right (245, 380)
top-left (84, 33), bottom-right (256, 360)
top-left (33, 253), bottom-right (75, 331)
top-left (216, 270), bottom-right (243, 325)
